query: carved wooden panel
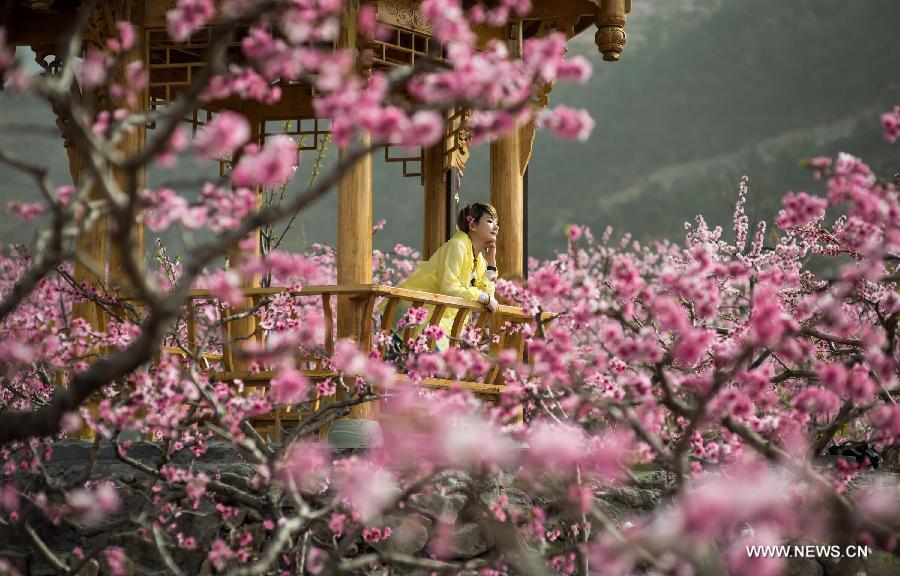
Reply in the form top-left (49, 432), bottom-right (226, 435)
top-left (375, 0), bottom-right (432, 35)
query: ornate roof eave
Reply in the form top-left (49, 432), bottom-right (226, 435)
top-left (525, 0), bottom-right (631, 61)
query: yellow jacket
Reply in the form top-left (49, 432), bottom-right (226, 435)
top-left (393, 231), bottom-right (496, 339)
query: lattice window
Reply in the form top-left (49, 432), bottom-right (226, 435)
top-left (261, 118), bottom-right (331, 151)
top-left (384, 145), bottom-right (423, 178)
top-left (147, 26), bottom-right (247, 107)
top-left (369, 25), bottom-right (447, 70)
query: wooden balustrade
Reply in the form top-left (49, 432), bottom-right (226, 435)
top-left (177, 284), bottom-right (540, 387)
top-left (123, 284), bottom-right (548, 439)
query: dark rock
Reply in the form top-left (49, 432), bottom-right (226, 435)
top-left (74, 559), bottom-right (100, 576)
top-left (601, 485), bottom-right (662, 510)
top-left (370, 514), bottom-right (430, 556)
top-left (409, 488), bottom-right (468, 523)
top-left (447, 523), bottom-right (494, 559)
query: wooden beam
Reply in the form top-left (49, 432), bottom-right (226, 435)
top-left (525, 0), bottom-right (598, 20)
top-left (5, 3), bottom-right (79, 45)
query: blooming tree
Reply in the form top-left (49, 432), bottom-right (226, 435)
top-left (0, 1), bottom-right (898, 575)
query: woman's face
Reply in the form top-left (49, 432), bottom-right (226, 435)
top-left (470, 213), bottom-right (499, 244)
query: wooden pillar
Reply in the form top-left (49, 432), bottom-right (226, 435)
top-left (422, 144), bottom-right (446, 259)
top-left (335, 0), bottom-right (375, 423)
top-left (490, 20), bottom-right (524, 279)
top-left (523, 166), bottom-right (528, 279)
top-left (490, 129), bottom-right (524, 279)
top-left (225, 118), bottom-right (263, 373)
top-left (108, 10), bottom-right (147, 293)
top-left (336, 134), bottom-right (373, 419)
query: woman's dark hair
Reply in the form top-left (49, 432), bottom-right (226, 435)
top-left (456, 203), bottom-right (498, 233)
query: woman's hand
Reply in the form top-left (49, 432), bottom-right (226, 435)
top-left (483, 241), bottom-right (497, 267)
top-left (478, 291), bottom-right (499, 313)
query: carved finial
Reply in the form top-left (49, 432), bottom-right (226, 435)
top-left (594, 0), bottom-right (628, 62)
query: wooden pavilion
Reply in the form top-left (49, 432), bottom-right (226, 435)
top-left (3, 0), bottom-right (631, 443)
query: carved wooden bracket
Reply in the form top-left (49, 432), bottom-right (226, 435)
top-left (444, 107), bottom-right (471, 177)
top-left (519, 81), bottom-right (553, 176)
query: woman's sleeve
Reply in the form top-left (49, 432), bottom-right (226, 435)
top-left (438, 241), bottom-right (483, 301)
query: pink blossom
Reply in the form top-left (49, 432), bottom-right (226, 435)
top-left (523, 33), bottom-right (567, 83)
top-left (104, 547), bottom-right (127, 576)
top-left (6, 201), bottom-right (44, 220)
top-left (869, 405), bottom-right (900, 446)
top-left (357, 4), bottom-right (389, 40)
top-left (329, 512), bottom-right (346, 537)
top-left (653, 295), bottom-right (688, 332)
top-left (674, 328), bottom-right (714, 367)
top-left (362, 525), bottom-right (392, 543)
top-left (141, 187), bottom-right (206, 231)
top-left (199, 183), bottom-right (257, 232)
top-left (792, 387), bottom-right (839, 415)
top-left (80, 48), bottom-right (107, 89)
top-left (107, 22), bottom-right (136, 53)
top-left (525, 422), bottom-right (586, 471)
top-left (231, 136), bottom-right (298, 188)
top-left (537, 106), bottom-right (595, 141)
top-left (567, 224), bottom-right (583, 242)
top-left (166, 0), bottom-right (215, 43)
top-left (725, 528), bottom-right (786, 576)
top-left (881, 105), bottom-right (900, 143)
top-left (194, 111), bottom-right (251, 160)
top-left (67, 484), bottom-right (119, 526)
top-left (207, 539), bottom-right (235, 572)
top-left (0, 484), bottom-right (19, 512)
top-left (441, 416), bottom-right (516, 469)
top-left (277, 442), bottom-right (330, 494)
top-left (56, 185), bottom-right (76, 205)
top-left (816, 363), bottom-right (848, 395)
top-left (270, 366), bottom-right (310, 404)
top-left (846, 364), bottom-right (876, 403)
top-left (153, 124), bottom-right (187, 167)
top-left (421, 0), bottom-right (474, 46)
top-left (185, 473), bottom-right (208, 510)
top-left (804, 156), bottom-right (833, 179)
top-left (336, 459), bottom-right (397, 522)
top-left (776, 192), bottom-right (827, 229)
top-left (609, 255), bottom-right (644, 300)
top-left (205, 270), bottom-right (244, 307)
top-left (556, 55), bottom-right (592, 83)
top-left (747, 283), bottom-right (795, 347)
top-left (666, 462), bottom-right (793, 540)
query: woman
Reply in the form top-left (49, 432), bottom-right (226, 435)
top-left (388, 203), bottom-right (500, 351)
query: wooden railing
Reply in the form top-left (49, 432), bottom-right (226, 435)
top-left (100, 284), bottom-right (547, 440)
top-left (173, 284), bottom-right (543, 395)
